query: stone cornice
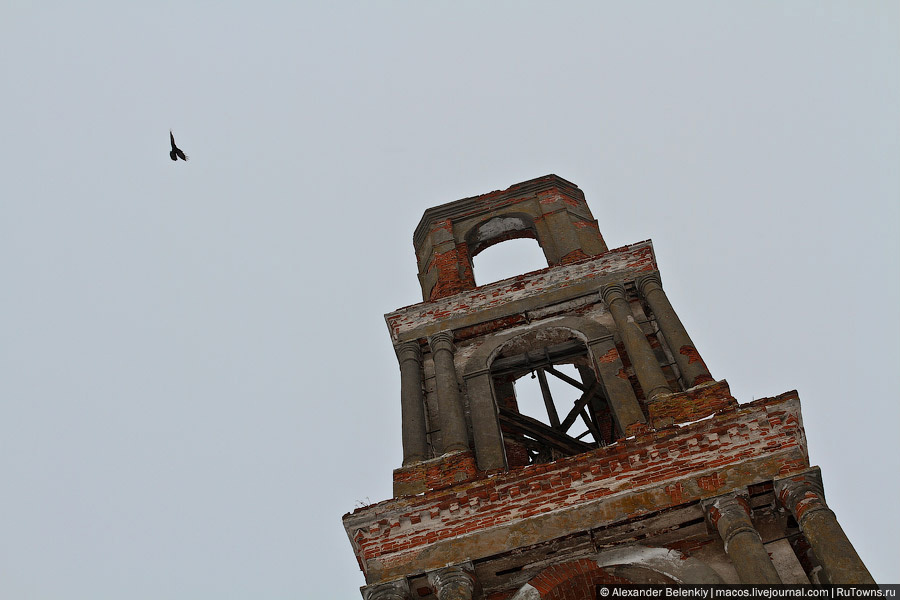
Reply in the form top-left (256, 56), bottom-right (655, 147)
top-left (343, 391), bottom-right (809, 583)
top-left (385, 240), bottom-right (657, 343)
top-left (413, 174), bottom-right (586, 252)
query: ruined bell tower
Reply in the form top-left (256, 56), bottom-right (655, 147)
top-left (343, 175), bottom-right (874, 599)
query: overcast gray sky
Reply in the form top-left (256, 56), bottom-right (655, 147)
top-left (1, 2), bottom-right (897, 597)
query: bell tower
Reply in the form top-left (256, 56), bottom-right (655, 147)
top-left (343, 175), bottom-right (874, 599)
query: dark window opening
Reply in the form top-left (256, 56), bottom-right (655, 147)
top-left (491, 340), bottom-right (621, 466)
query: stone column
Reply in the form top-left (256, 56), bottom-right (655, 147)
top-left (600, 283), bottom-right (671, 401)
top-left (586, 337), bottom-right (647, 433)
top-left (362, 579), bottom-right (411, 600)
top-left (428, 565), bottom-right (476, 600)
top-left (636, 273), bottom-right (712, 388)
top-left (775, 471), bottom-right (875, 584)
top-left (428, 332), bottom-right (470, 454)
top-left (396, 341), bottom-right (428, 465)
top-left (462, 370), bottom-right (506, 471)
top-left (703, 494), bottom-right (782, 583)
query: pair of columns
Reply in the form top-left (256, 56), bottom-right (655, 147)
top-left (363, 565), bottom-right (475, 600)
top-left (703, 473), bottom-right (874, 584)
top-left (398, 273), bottom-right (711, 465)
top-left (600, 274), bottom-right (711, 401)
top-left (397, 332), bottom-right (469, 465)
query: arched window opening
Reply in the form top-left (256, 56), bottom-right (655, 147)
top-left (490, 339), bottom-right (621, 466)
top-left (471, 237), bottom-right (548, 287)
top-left (465, 213), bottom-right (548, 287)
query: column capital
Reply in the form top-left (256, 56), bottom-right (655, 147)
top-left (702, 491), bottom-right (782, 583)
top-left (428, 331), bottom-right (456, 354)
top-left (775, 469), bottom-right (830, 525)
top-left (362, 579), bottom-right (411, 600)
top-left (775, 468), bottom-right (874, 584)
top-left (396, 341), bottom-right (422, 364)
top-left (600, 282), bottom-right (628, 306)
top-left (702, 492), bottom-right (759, 551)
top-left (635, 272), bottom-right (663, 297)
top-left (427, 564), bottom-right (475, 600)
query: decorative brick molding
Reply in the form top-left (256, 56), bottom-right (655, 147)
top-left (346, 392), bottom-right (808, 582)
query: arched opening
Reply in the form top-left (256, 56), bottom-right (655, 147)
top-left (471, 237), bottom-right (548, 286)
top-left (465, 213), bottom-right (549, 286)
top-left (488, 329), bottom-right (622, 467)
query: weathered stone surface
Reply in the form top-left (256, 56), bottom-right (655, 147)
top-left (386, 241), bottom-right (657, 343)
top-left (703, 493), bottom-right (782, 583)
top-left (775, 469), bottom-right (876, 584)
top-left (413, 175), bottom-right (608, 302)
top-left (344, 393), bottom-right (808, 583)
top-left (346, 175), bottom-right (872, 594)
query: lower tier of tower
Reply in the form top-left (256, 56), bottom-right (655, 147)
top-left (342, 385), bottom-right (874, 597)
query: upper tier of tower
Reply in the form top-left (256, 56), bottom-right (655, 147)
top-left (413, 175), bottom-right (609, 301)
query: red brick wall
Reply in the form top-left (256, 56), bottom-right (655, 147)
top-left (393, 452), bottom-right (479, 497)
top-left (348, 392), bottom-right (806, 572)
top-left (529, 559), bottom-right (629, 599)
top-left (647, 381), bottom-right (739, 428)
top-left (387, 240), bottom-right (658, 340)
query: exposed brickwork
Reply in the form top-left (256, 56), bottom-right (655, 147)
top-left (776, 475), bottom-right (825, 522)
top-left (558, 249), bottom-right (591, 265)
top-left (346, 176), bottom-right (851, 593)
top-left (664, 482), bottom-right (686, 504)
top-left (454, 314), bottom-right (528, 342)
top-left (529, 559), bottom-right (629, 598)
top-left (386, 241), bottom-right (658, 342)
top-left (697, 472), bottom-right (727, 494)
top-left (595, 398), bottom-right (619, 443)
top-left (413, 175), bottom-right (610, 304)
top-left (679, 345), bottom-right (714, 386)
top-left (392, 452), bottom-right (479, 497)
top-left (346, 392), bottom-right (808, 581)
top-left (537, 189), bottom-right (581, 208)
top-left (647, 380), bottom-right (739, 429)
top-left (504, 438), bottom-right (531, 468)
top-left (596, 347), bottom-right (620, 364)
top-left (427, 239), bottom-right (477, 301)
top-left (706, 495), bottom-right (751, 531)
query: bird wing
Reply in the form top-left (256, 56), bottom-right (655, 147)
top-left (170, 130), bottom-right (176, 149)
top-left (175, 148), bottom-right (188, 161)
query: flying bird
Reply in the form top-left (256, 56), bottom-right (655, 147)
top-left (169, 130), bottom-right (188, 161)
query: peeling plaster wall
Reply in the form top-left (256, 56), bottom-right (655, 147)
top-left (386, 241), bottom-right (657, 343)
top-left (344, 393), bottom-right (808, 583)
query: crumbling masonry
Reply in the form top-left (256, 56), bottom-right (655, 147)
top-left (343, 175), bottom-right (875, 598)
